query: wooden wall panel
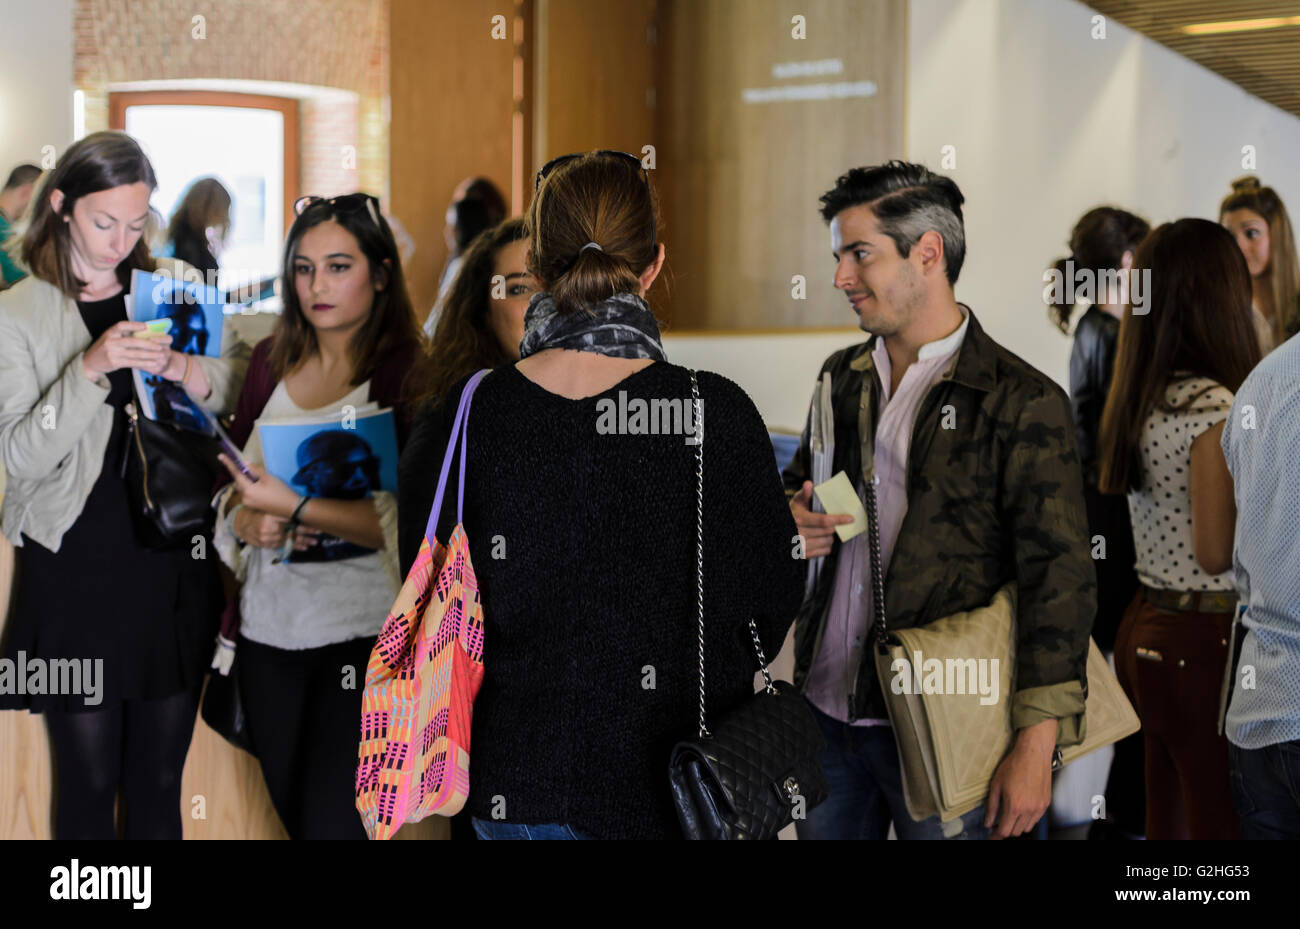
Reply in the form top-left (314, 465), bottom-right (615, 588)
top-left (390, 0), bottom-right (518, 319)
top-left (533, 0), bottom-right (661, 314)
top-left (658, 0), bottom-right (906, 330)
top-left (535, 0), bottom-right (658, 160)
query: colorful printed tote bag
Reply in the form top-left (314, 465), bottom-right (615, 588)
top-left (356, 370), bottom-right (489, 839)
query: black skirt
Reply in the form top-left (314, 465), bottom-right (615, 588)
top-left (0, 293), bottom-right (222, 713)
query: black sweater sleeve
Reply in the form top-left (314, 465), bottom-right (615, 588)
top-left (396, 392), bottom-right (460, 577)
top-left (698, 372), bottom-right (805, 666)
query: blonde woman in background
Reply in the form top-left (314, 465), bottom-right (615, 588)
top-left (162, 176), bottom-right (232, 278)
top-left (1220, 176), bottom-right (1300, 355)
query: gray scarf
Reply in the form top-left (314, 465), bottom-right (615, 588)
top-left (518, 291), bottom-right (667, 361)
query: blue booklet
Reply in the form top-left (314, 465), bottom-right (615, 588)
top-left (257, 407), bottom-right (399, 563)
top-left (128, 268), bottom-right (224, 428)
top-left (127, 268), bottom-right (224, 356)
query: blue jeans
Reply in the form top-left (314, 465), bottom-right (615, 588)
top-left (471, 817), bottom-right (594, 840)
top-left (1228, 740), bottom-right (1300, 839)
top-left (796, 698), bottom-right (991, 840)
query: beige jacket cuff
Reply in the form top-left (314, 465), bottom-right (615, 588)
top-left (192, 345), bottom-right (250, 415)
top-left (1012, 680), bottom-right (1087, 746)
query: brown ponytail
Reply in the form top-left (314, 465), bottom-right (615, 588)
top-left (1047, 206), bottom-right (1150, 333)
top-left (525, 153), bottom-right (659, 316)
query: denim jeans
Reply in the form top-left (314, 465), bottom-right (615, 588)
top-left (795, 698), bottom-right (991, 840)
top-left (471, 817), bottom-right (594, 840)
top-left (1228, 740), bottom-right (1300, 839)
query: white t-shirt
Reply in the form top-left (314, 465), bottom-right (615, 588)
top-left (1127, 375), bottom-right (1236, 592)
top-left (213, 379), bottom-right (400, 650)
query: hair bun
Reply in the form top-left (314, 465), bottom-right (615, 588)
top-left (1231, 175), bottom-right (1262, 193)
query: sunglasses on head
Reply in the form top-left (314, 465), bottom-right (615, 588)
top-left (293, 193), bottom-right (383, 228)
top-left (534, 150), bottom-right (656, 253)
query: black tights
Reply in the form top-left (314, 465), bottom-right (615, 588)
top-left (44, 688), bottom-right (201, 840)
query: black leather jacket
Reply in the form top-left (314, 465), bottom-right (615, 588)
top-left (1069, 306), bottom-right (1120, 489)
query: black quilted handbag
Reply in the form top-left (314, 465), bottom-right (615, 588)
top-left (668, 371), bottom-right (828, 840)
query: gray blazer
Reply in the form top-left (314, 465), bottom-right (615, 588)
top-left (0, 261), bottom-right (250, 551)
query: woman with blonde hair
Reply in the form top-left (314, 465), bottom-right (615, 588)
top-left (163, 176), bottom-right (232, 277)
top-left (1220, 176), bottom-right (1300, 354)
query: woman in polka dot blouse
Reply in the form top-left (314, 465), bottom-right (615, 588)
top-left (1097, 218), bottom-right (1262, 840)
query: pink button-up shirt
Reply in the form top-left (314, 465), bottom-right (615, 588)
top-left (805, 309), bottom-right (970, 724)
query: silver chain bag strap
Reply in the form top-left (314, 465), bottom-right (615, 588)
top-left (667, 370), bottom-right (829, 839)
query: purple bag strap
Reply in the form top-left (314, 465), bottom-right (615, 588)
top-left (424, 369), bottom-right (490, 545)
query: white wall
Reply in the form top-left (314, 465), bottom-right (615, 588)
top-left (663, 330), bottom-right (864, 433)
top-left (907, 0), bottom-right (1300, 388)
top-left (670, 0), bottom-right (1300, 434)
top-left (0, 0), bottom-right (73, 505)
top-left (0, 0), bottom-right (74, 178)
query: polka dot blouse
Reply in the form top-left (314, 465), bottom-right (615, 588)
top-left (1126, 376), bottom-right (1236, 592)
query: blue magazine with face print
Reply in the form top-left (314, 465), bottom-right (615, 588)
top-left (127, 268), bottom-right (224, 357)
top-left (128, 268), bottom-right (225, 428)
top-left (257, 407), bottom-right (399, 563)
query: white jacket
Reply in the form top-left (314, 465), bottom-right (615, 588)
top-left (0, 260), bottom-right (249, 551)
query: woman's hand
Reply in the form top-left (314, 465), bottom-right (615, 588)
top-left (155, 350), bottom-right (192, 382)
top-left (218, 454), bottom-right (300, 519)
top-left (81, 321), bottom-right (172, 380)
top-left (233, 505), bottom-right (289, 549)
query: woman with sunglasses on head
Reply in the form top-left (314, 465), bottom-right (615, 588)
top-left (0, 132), bottom-right (245, 839)
top-left (405, 151), bottom-right (804, 839)
top-left (211, 193), bottom-right (421, 839)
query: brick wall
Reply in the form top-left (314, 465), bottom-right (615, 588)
top-left (75, 0), bottom-right (389, 198)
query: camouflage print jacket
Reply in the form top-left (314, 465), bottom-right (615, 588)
top-left (781, 309), bottom-right (1095, 742)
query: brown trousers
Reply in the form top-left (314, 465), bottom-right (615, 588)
top-left (1114, 593), bottom-right (1240, 839)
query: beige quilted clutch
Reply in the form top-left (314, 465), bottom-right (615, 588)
top-left (873, 582), bottom-right (1140, 823)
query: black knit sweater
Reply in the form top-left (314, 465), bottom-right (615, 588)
top-left (397, 361), bottom-right (804, 839)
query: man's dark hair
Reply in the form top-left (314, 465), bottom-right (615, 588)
top-left (4, 164), bottom-right (41, 191)
top-left (461, 177), bottom-right (507, 219)
top-left (819, 160), bottom-right (967, 285)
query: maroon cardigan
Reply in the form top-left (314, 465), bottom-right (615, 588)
top-left (214, 335), bottom-right (418, 640)
top-left (223, 336), bottom-right (417, 458)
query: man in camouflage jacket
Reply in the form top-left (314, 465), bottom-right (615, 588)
top-left (785, 162), bottom-right (1095, 840)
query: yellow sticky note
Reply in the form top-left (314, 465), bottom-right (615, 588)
top-left (813, 471), bottom-right (867, 542)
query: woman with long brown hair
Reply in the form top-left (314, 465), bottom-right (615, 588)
top-left (1220, 176), bottom-right (1300, 354)
top-left (0, 131), bottom-right (242, 838)
top-left (211, 193), bottom-right (420, 838)
top-left (399, 217), bottom-right (533, 573)
top-left (1098, 217), bottom-right (1261, 839)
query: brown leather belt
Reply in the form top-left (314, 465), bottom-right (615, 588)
top-left (1142, 585), bottom-right (1238, 614)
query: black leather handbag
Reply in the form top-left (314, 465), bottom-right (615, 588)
top-left (668, 371), bottom-right (828, 840)
top-left (201, 633), bottom-right (253, 753)
top-left (120, 396), bottom-right (221, 550)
